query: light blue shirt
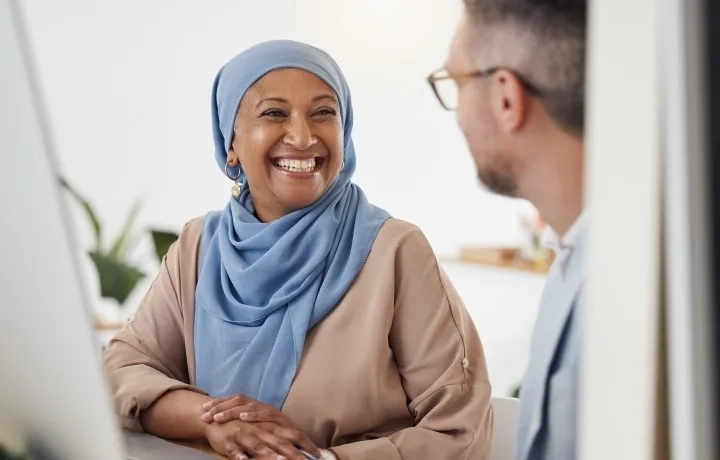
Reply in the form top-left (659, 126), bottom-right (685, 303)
top-left (515, 213), bottom-right (587, 460)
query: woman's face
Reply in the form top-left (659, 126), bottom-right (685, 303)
top-left (228, 68), bottom-right (344, 222)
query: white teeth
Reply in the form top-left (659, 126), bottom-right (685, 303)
top-left (277, 158), bottom-right (316, 172)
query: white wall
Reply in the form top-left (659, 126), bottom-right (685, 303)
top-left (20, 0), bottom-right (533, 259)
top-left (19, 1), bottom-right (544, 396)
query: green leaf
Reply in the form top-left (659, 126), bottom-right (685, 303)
top-left (108, 199), bottom-right (142, 259)
top-left (150, 229), bottom-right (179, 262)
top-left (0, 445), bottom-right (28, 460)
top-left (88, 251), bottom-right (145, 305)
top-left (58, 176), bottom-right (102, 251)
top-left (510, 383), bottom-right (521, 398)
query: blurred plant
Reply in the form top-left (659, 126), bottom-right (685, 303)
top-left (150, 229), bottom-right (180, 262)
top-left (519, 211), bottom-right (552, 268)
top-left (59, 177), bottom-right (178, 307)
top-left (0, 445), bottom-right (26, 460)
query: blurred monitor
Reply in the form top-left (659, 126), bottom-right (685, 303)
top-left (0, 2), bottom-right (219, 459)
top-left (0, 0), bottom-right (126, 458)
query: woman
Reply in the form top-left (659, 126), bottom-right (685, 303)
top-left (104, 40), bottom-right (493, 460)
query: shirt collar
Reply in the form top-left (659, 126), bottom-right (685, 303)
top-left (541, 210), bottom-right (587, 253)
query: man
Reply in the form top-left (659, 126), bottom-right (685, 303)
top-left (429, 0), bottom-right (587, 458)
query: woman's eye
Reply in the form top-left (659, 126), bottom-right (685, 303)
top-left (262, 109), bottom-right (286, 118)
top-left (314, 107), bottom-right (337, 117)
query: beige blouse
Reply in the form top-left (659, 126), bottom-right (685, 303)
top-left (104, 217), bottom-right (493, 459)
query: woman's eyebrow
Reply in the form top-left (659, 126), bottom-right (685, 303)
top-left (313, 94), bottom-right (338, 105)
top-left (255, 94), bottom-right (338, 108)
top-left (255, 97), bottom-right (288, 109)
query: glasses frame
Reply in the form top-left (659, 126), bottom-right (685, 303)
top-left (427, 67), bottom-right (543, 111)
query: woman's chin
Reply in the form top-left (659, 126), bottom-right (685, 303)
top-left (275, 190), bottom-right (323, 213)
top-left (270, 179), bottom-right (328, 211)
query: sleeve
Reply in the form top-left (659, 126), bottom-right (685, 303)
top-left (103, 219), bottom-right (207, 432)
top-left (331, 228), bottom-right (494, 460)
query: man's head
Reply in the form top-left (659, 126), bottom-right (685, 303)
top-left (443, 0), bottom-right (587, 197)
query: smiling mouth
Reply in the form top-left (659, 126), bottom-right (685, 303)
top-left (271, 157), bottom-right (324, 174)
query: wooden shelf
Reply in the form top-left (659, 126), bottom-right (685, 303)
top-left (443, 246), bottom-right (553, 275)
top-left (93, 319), bottom-right (126, 331)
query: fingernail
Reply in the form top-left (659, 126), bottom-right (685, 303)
top-left (235, 455), bottom-right (247, 460)
top-left (201, 412), bottom-right (212, 421)
top-left (276, 456), bottom-right (287, 460)
top-left (202, 400), bottom-right (216, 409)
top-left (213, 412), bottom-right (225, 421)
top-left (239, 412), bottom-right (249, 420)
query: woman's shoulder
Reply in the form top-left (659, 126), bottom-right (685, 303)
top-left (176, 215), bottom-right (206, 247)
top-left (176, 211), bottom-right (224, 241)
top-left (372, 218), bottom-right (435, 260)
top-left (378, 217), bottom-right (432, 241)
top-left (170, 212), bottom-right (222, 261)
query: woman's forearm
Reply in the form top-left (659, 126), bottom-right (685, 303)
top-left (140, 389), bottom-right (213, 440)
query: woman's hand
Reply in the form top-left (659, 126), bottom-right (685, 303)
top-left (202, 395), bottom-right (297, 428)
top-left (206, 419), bottom-right (314, 460)
top-left (202, 395), bottom-right (320, 458)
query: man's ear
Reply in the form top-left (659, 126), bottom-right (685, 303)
top-left (490, 69), bottom-right (529, 133)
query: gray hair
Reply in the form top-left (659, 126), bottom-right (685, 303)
top-left (463, 0), bottom-right (587, 134)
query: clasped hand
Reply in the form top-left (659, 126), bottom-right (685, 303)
top-left (201, 394), bottom-right (321, 460)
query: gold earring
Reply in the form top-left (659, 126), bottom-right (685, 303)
top-left (225, 160), bottom-right (242, 198)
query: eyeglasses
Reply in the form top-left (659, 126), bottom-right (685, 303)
top-left (427, 67), bottom-right (543, 111)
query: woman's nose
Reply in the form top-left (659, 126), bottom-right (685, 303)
top-left (283, 117), bottom-right (317, 150)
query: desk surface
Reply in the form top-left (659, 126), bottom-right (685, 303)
top-left (173, 440), bottom-right (223, 458)
top-left (123, 430), bottom-right (223, 459)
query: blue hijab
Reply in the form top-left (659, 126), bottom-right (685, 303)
top-left (194, 40), bottom-right (390, 409)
